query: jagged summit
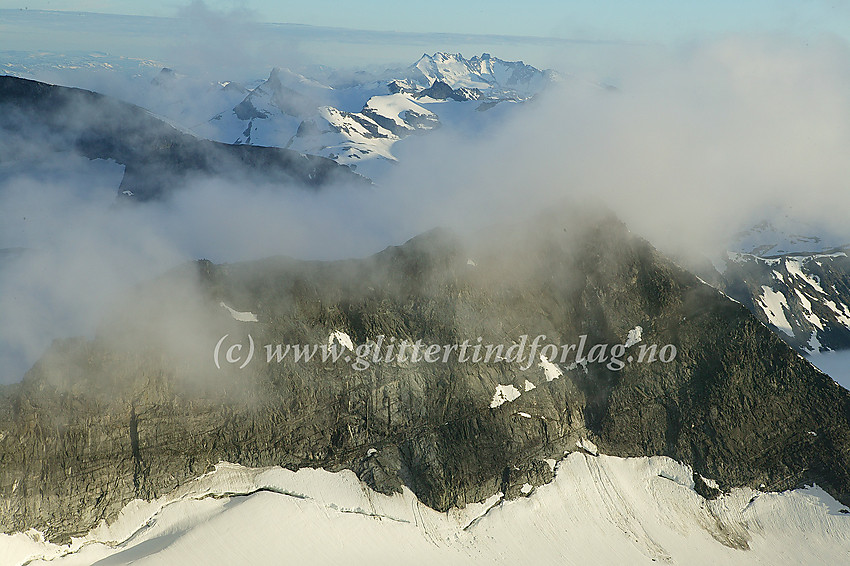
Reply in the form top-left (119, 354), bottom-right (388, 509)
top-left (410, 52), bottom-right (554, 97)
top-left (149, 67), bottom-right (178, 86)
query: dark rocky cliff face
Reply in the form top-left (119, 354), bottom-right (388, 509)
top-left (1, 208), bottom-right (849, 543)
top-left (0, 76), bottom-right (369, 200)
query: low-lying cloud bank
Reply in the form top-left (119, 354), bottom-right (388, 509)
top-left (2, 34), bottom-right (850, 383)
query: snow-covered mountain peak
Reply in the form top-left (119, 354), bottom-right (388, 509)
top-left (232, 68), bottom-right (319, 123)
top-left (410, 52), bottom-right (553, 98)
top-left (265, 66), bottom-right (332, 93)
top-left (264, 66), bottom-right (286, 89)
top-left (150, 67), bottom-right (179, 86)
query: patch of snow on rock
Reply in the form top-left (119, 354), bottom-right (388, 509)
top-left (490, 384), bottom-right (521, 408)
top-left (625, 326), bottom-right (643, 348)
top-left (220, 302), bottom-right (258, 323)
top-left (328, 330), bottom-right (355, 351)
top-left (756, 286), bottom-right (794, 336)
top-left (538, 355), bottom-right (563, 381)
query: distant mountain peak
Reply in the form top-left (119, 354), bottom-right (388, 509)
top-left (150, 67), bottom-right (179, 87)
top-left (409, 52), bottom-right (553, 98)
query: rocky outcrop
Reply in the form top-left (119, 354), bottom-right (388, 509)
top-left (1, 208), bottom-right (849, 543)
top-left (417, 80), bottom-right (482, 101)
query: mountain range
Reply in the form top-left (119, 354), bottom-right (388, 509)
top-left (143, 53), bottom-right (560, 178)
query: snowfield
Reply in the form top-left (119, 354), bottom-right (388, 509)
top-left (3, 453), bottom-right (849, 566)
top-left (755, 286), bottom-right (794, 337)
top-left (730, 219), bottom-right (850, 258)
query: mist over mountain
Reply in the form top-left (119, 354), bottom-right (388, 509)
top-left (0, 76), bottom-right (367, 201)
top-left (2, 9), bottom-right (850, 563)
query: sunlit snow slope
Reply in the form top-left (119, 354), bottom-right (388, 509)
top-left (3, 453), bottom-right (849, 566)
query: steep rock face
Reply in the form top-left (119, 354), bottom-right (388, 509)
top-left (1, 208), bottom-right (849, 543)
top-left (0, 76), bottom-right (368, 200)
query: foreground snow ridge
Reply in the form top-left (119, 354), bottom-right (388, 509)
top-left (3, 454), bottom-right (849, 565)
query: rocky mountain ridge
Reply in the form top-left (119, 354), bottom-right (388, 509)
top-left (1, 208), bottom-right (849, 543)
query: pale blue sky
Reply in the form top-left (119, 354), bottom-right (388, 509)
top-left (1, 0), bottom-right (848, 41)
